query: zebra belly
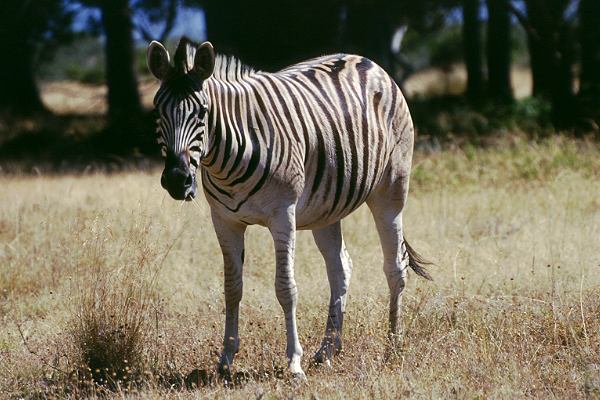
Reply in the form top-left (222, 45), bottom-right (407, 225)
top-left (293, 139), bottom-right (390, 229)
top-left (203, 178), bottom-right (369, 230)
top-left (294, 172), bottom-right (378, 230)
top-left (295, 202), bottom-right (364, 230)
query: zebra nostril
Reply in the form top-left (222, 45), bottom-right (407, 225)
top-left (161, 151), bottom-right (194, 199)
top-left (184, 173), bottom-right (193, 188)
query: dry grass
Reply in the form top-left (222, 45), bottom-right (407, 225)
top-left (403, 64), bottom-right (533, 99)
top-left (1, 136), bottom-right (600, 399)
top-left (41, 78), bottom-right (159, 115)
top-left (40, 81), bottom-right (108, 116)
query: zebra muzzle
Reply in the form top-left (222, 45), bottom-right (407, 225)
top-left (161, 152), bottom-right (196, 201)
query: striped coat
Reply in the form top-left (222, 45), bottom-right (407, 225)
top-left (148, 37), bottom-right (430, 380)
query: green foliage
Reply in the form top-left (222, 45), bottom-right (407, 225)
top-left (402, 25), bottom-right (465, 69)
top-left (136, 45), bottom-right (152, 77)
top-left (512, 97), bottom-right (551, 120)
top-left (410, 96), bottom-right (553, 138)
top-left (401, 22), bottom-right (526, 72)
top-left (510, 23), bottom-right (531, 66)
top-left (429, 26), bottom-right (463, 67)
top-left (39, 35), bottom-right (161, 83)
top-left (39, 35), bottom-right (105, 83)
top-left (65, 65), bottom-right (105, 84)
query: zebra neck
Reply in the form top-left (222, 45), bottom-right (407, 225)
top-left (201, 80), bottom-right (254, 185)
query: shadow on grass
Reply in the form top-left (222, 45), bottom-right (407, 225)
top-left (0, 112), bottom-right (161, 174)
top-left (409, 94), bottom-right (554, 140)
top-left (28, 364), bottom-right (288, 398)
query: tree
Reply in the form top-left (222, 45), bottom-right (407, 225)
top-left (462, 0), bottom-right (485, 101)
top-left (340, 0), bottom-right (457, 73)
top-left (77, 0), bottom-right (144, 131)
top-left (98, 0), bottom-right (142, 127)
top-left (579, 0), bottom-right (600, 106)
top-left (202, 0), bottom-right (340, 71)
top-left (134, 0), bottom-right (180, 44)
top-left (201, 0), bottom-right (461, 79)
top-left (486, 0), bottom-right (512, 102)
top-left (0, 0), bottom-right (73, 117)
top-left (510, 0), bottom-right (576, 127)
top-left (342, 1), bottom-right (396, 71)
top-left (78, 0), bottom-right (191, 132)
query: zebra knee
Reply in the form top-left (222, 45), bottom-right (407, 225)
top-left (223, 268), bottom-right (243, 306)
top-left (275, 282), bottom-right (298, 310)
top-left (224, 283), bottom-right (243, 308)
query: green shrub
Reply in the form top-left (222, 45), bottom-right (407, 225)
top-left (65, 65), bottom-right (105, 84)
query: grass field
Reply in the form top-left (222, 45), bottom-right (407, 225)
top-left (1, 135), bottom-right (600, 399)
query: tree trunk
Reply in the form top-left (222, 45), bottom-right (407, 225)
top-left (524, 0), bottom-right (574, 127)
top-left (525, 35), bottom-right (549, 98)
top-left (100, 0), bottom-right (141, 127)
top-left (462, 0), bottom-right (485, 102)
top-left (486, 0), bottom-right (512, 102)
top-left (524, 0), bottom-right (555, 98)
top-left (579, 0), bottom-right (600, 101)
top-left (0, 3), bottom-right (47, 117)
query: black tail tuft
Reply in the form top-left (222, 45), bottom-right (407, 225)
top-left (404, 239), bottom-right (433, 281)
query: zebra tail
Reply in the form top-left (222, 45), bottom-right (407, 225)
top-left (404, 239), bottom-right (433, 281)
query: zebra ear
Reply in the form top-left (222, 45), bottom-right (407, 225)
top-left (193, 41), bottom-right (215, 80)
top-left (147, 41), bottom-right (171, 81)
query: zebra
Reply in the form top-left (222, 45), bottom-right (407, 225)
top-left (147, 37), bottom-right (431, 380)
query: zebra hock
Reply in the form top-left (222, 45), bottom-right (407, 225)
top-left (147, 37), bottom-right (432, 380)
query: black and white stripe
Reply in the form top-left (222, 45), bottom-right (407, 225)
top-left (148, 37), bottom-right (430, 380)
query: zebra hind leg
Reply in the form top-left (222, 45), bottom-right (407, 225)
top-left (311, 221), bottom-right (353, 366)
top-left (368, 201), bottom-right (409, 339)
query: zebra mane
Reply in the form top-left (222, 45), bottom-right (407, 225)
top-left (170, 37), bottom-right (257, 83)
top-left (173, 37), bottom-right (198, 75)
top-left (211, 54), bottom-right (257, 82)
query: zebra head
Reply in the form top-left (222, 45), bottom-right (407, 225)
top-left (147, 38), bottom-right (215, 201)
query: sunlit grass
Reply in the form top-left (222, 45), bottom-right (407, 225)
top-left (1, 135), bottom-right (599, 398)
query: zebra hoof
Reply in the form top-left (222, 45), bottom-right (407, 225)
top-left (217, 363), bottom-right (233, 384)
top-left (290, 369), bottom-right (307, 383)
top-left (312, 340), bottom-right (340, 367)
top-left (311, 352), bottom-right (333, 368)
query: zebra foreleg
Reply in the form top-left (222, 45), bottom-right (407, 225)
top-left (311, 221), bottom-right (353, 365)
top-left (211, 211), bottom-right (246, 377)
top-left (269, 205), bottom-right (306, 380)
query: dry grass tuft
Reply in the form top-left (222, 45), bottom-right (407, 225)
top-left (72, 266), bottom-right (152, 388)
top-left (69, 222), bottom-right (165, 391)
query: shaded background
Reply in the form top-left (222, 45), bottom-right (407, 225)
top-left (0, 0), bottom-right (599, 169)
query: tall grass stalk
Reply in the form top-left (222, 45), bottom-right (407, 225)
top-left (69, 221), bottom-right (164, 389)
